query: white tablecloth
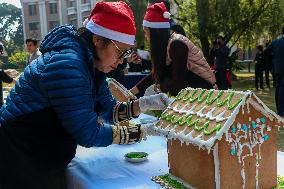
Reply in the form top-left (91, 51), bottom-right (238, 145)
top-left (66, 115), bottom-right (284, 189)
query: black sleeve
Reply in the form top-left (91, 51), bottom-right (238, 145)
top-left (0, 70), bottom-right (13, 83)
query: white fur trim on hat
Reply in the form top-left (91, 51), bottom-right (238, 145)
top-left (143, 20), bottom-right (170, 28)
top-left (86, 20), bottom-right (135, 45)
top-left (83, 18), bottom-right (89, 27)
top-left (163, 11), bottom-right (171, 19)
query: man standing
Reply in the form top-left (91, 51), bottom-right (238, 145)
top-left (26, 38), bottom-right (41, 64)
top-left (214, 36), bottom-right (230, 90)
top-left (264, 27), bottom-right (284, 117)
top-left (0, 43), bottom-right (16, 106)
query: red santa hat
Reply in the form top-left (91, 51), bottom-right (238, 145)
top-left (143, 2), bottom-right (171, 29)
top-left (85, 1), bottom-right (136, 45)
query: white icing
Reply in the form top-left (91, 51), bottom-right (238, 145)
top-left (152, 88), bottom-right (282, 154)
top-left (196, 106), bottom-right (206, 117)
top-left (213, 144), bottom-right (220, 189)
top-left (227, 120), bottom-right (269, 189)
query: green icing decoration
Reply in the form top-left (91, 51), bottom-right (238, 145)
top-left (178, 116), bottom-right (187, 126)
top-left (204, 123), bottom-right (222, 135)
top-left (197, 89), bottom-right (207, 103)
top-left (170, 114), bottom-right (179, 124)
top-left (206, 90), bottom-right (224, 105)
top-left (161, 112), bottom-right (221, 135)
top-left (228, 98), bottom-right (242, 110)
top-left (217, 92), bottom-right (234, 107)
top-left (186, 117), bottom-right (199, 127)
top-left (194, 121), bottom-right (209, 131)
top-left (182, 90), bottom-right (192, 101)
top-left (176, 89), bottom-right (186, 100)
top-left (156, 174), bottom-right (189, 189)
top-left (189, 90), bottom-right (199, 103)
top-left (175, 89), bottom-right (243, 111)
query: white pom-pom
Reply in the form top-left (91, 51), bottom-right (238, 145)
top-left (83, 18), bottom-right (89, 27)
top-left (163, 11), bottom-right (171, 19)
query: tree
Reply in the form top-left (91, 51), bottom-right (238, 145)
top-left (171, 0), bottom-right (283, 60)
top-left (0, 3), bottom-right (24, 56)
top-left (104, 0), bottom-right (148, 47)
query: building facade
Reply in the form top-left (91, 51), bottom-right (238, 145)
top-left (21, 0), bottom-right (98, 40)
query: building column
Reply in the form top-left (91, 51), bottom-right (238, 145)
top-left (58, 0), bottom-right (62, 25)
top-left (91, 0), bottom-right (97, 8)
top-left (38, 0), bottom-right (48, 38)
top-left (76, 0), bottom-right (82, 27)
top-left (20, 1), bottom-right (27, 42)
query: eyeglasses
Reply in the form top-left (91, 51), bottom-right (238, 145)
top-left (111, 40), bottom-right (134, 59)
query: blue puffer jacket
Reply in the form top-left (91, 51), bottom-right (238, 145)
top-left (0, 25), bottom-right (116, 147)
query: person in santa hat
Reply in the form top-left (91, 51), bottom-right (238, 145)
top-left (0, 2), bottom-right (171, 189)
top-left (130, 2), bottom-right (217, 97)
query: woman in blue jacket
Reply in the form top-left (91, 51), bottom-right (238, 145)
top-left (0, 2), bottom-right (170, 189)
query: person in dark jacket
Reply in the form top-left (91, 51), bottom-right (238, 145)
top-left (254, 45), bottom-right (265, 90)
top-left (0, 69), bottom-right (15, 106)
top-left (130, 2), bottom-right (215, 97)
top-left (0, 2), bottom-right (171, 189)
top-left (0, 44), bottom-right (15, 106)
top-left (214, 36), bottom-right (230, 90)
top-left (264, 40), bottom-right (276, 88)
top-left (264, 27), bottom-right (284, 117)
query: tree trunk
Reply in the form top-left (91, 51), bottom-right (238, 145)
top-left (195, 0), bottom-right (210, 61)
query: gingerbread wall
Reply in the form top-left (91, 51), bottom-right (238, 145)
top-left (168, 139), bottom-right (216, 189)
top-left (168, 103), bottom-right (277, 189)
top-left (218, 104), bottom-right (277, 189)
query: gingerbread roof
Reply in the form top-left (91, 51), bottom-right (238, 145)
top-left (154, 87), bottom-right (284, 151)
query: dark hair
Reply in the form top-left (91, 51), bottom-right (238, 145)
top-left (171, 24), bottom-right (186, 36)
top-left (25, 38), bottom-right (38, 46)
top-left (217, 36), bottom-right (225, 41)
top-left (256, 45), bottom-right (263, 51)
top-left (140, 45), bottom-right (145, 50)
top-left (148, 0), bottom-right (170, 11)
top-left (77, 27), bottom-right (111, 61)
top-left (149, 28), bottom-right (170, 83)
top-left (0, 43), bottom-right (3, 53)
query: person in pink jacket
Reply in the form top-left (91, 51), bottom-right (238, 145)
top-left (130, 2), bottom-right (216, 97)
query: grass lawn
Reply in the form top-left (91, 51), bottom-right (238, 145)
top-left (232, 72), bottom-right (284, 151)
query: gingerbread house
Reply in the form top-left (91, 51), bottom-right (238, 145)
top-left (107, 78), bottom-right (136, 102)
top-left (154, 87), bottom-right (284, 189)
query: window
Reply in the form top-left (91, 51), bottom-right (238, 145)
top-left (69, 1), bottom-right (75, 7)
top-left (82, 0), bottom-right (87, 3)
top-left (49, 21), bottom-right (59, 30)
top-left (28, 4), bottom-right (37, 16)
top-left (29, 22), bottom-right (39, 31)
top-left (49, 3), bottom-right (57, 14)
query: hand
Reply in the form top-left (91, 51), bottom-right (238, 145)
top-left (128, 53), bottom-right (141, 64)
top-left (112, 124), bottom-right (145, 144)
top-left (144, 84), bottom-right (158, 96)
top-left (138, 93), bottom-right (171, 112)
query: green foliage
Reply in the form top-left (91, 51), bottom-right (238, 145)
top-left (8, 51), bottom-right (27, 68)
top-left (171, 0), bottom-right (284, 59)
top-left (158, 174), bottom-right (189, 189)
top-left (229, 50), bottom-right (245, 72)
top-left (0, 3), bottom-right (24, 55)
top-left (278, 176), bottom-right (284, 188)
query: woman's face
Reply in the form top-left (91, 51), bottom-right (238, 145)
top-left (93, 37), bottom-right (131, 73)
top-left (143, 27), bottom-right (150, 42)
